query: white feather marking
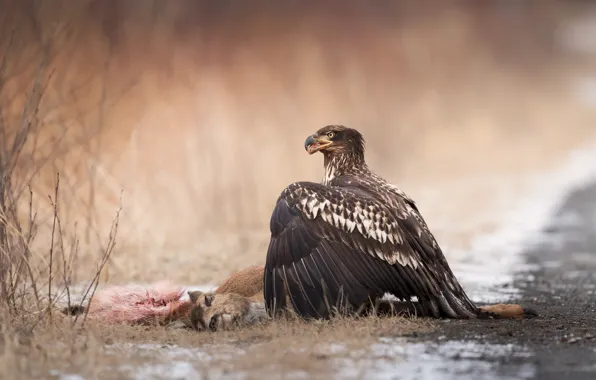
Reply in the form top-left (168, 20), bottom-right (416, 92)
top-left (362, 219), bottom-right (372, 231)
top-left (338, 215), bottom-right (346, 229)
top-left (387, 233), bottom-right (395, 244)
top-left (396, 254), bottom-right (406, 267)
top-left (355, 204), bottom-right (363, 215)
top-left (411, 258), bottom-right (419, 270)
top-left (332, 213), bottom-right (340, 227)
top-left (369, 228), bottom-right (377, 240)
top-left (356, 223), bottom-right (364, 235)
top-left (346, 219), bottom-right (356, 232)
top-left (311, 204), bottom-right (319, 219)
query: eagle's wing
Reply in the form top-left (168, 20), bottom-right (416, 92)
top-left (263, 181), bottom-right (477, 319)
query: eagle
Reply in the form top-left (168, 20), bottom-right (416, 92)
top-left (263, 125), bottom-right (492, 320)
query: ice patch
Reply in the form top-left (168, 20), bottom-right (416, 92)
top-left (51, 338), bottom-right (535, 380)
top-left (109, 342), bottom-right (247, 380)
top-left (333, 338), bottom-right (536, 380)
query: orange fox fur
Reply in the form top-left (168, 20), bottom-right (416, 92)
top-left (214, 265), bottom-right (265, 302)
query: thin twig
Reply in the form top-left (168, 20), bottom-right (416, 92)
top-left (57, 194), bottom-right (74, 324)
top-left (46, 173), bottom-right (59, 322)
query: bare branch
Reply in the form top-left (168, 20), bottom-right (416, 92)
top-left (46, 173), bottom-right (59, 322)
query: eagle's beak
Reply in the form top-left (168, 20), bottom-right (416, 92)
top-left (304, 135), bottom-right (332, 155)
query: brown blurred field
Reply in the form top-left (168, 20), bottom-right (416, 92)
top-left (2, 1), bottom-right (596, 286)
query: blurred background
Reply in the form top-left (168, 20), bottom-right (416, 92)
top-left (1, 0), bottom-right (596, 286)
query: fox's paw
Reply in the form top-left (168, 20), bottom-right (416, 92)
top-left (478, 303), bottom-right (539, 319)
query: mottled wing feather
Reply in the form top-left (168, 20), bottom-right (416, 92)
top-left (264, 181), bottom-right (477, 319)
top-left (331, 175), bottom-right (453, 270)
top-left (283, 181), bottom-right (422, 267)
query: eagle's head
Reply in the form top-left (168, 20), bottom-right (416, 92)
top-left (304, 125), bottom-right (365, 159)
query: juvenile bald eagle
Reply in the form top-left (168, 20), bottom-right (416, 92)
top-left (263, 125), bottom-right (485, 320)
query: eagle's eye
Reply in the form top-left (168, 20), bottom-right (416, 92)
top-left (326, 131), bottom-right (335, 139)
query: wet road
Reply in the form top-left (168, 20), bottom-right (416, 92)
top-left (412, 180), bottom-right (596, 379)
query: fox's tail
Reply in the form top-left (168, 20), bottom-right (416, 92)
top-left (476, 303), bottom-right (539, 319)
top-left (373, 300), bottom-right (538, 319)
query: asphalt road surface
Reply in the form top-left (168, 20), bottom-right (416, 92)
top-left (412, 180), bottom-right (596, 380)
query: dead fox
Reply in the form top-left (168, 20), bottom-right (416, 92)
top-left (192, 265), bottom-right (537, 331)
top-left (188, 290), bottom-right (268, 331)
top-left (187, 265), bottom-right (292, 331)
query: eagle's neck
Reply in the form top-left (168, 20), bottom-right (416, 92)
top-left (322, 152), bottom-right (369, 185)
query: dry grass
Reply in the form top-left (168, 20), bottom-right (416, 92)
top-left (204, 315), bottom-right (433, 378)
top-left (0, 311), bottom-right (433, 379)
